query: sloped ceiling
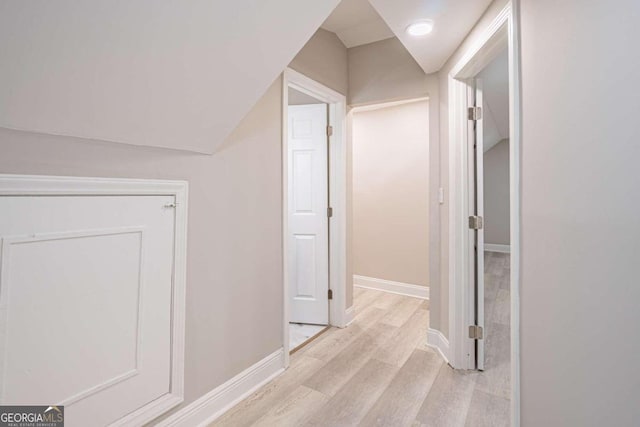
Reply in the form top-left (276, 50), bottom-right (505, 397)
top-left (0, 0), bottom-right (340, 153)
top-left (477, 49), bottom-right (509, 151)
top-left (368, 0), bottom-right (494, 73)
top-left (321, 0), bottom-right (394, 48)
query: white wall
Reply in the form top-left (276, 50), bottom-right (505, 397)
top-left (483, 139), bottom-right (510, 246)
top-left (520, 0), bottom-right (640, 424)
top-left (352, 100), bottom-right (429, 286)
top-left (478, 47), bottom-right (510, 248)
top-left (477, 49), bottom-right (510, 152)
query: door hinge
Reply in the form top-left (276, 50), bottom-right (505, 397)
top-left (469, 325), bottom-right (483, 339)
top-left (468, 106), bottom-right (482, 121)
top-left (328, 289), bottom-right (333, 300)
top-left (327, 207), bottom-right (333, 218)
top-left (468, 215), bottom-right (483, 230)
top-left (326, 125), bottom-right (334, 137)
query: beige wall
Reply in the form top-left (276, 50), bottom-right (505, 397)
top-left (0, 80), bottom-right (284, 413)
top-left (346, 37), bottom-right (439, 314)
top-left (0, 28), bottom-right (348, 422)
top-left (290, 28), bottom-right (349, 96)
top-left (483, 139), bottom-right (510, 246)
top-left (521, 0), bottom-right (640, 424)
top-left (352, 100), bottom-right (430, 286)
top-left (347, 37), bottom-right (431, 107)
top-left (288, 88), bottom-right (323, 105)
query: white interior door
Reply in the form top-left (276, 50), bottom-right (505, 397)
top-left (287, 104), bottom-right (329, 325)
top-left (0, 195), bottom-right (175, 426)
top-left (471, 79), bottom-right (486, 370)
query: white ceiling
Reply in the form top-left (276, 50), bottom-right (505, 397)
top-left (321, 0), bottom-right (394, 48)
top-left (0, 0), bottom-right (340, 154)
top-left (477, 48), bottom-right (509, 152)
top-left (368, 0), bottom-right (494, 73)
top-left (0, 0), bottom-right (497, 154)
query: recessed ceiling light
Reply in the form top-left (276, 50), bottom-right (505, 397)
top-left (406, 20), bottom-right (434, 37)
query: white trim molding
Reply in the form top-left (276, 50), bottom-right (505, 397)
top-left (282, 68), bottom-right (348, 368)
top-left (353, 275), bottom-right (429, 300)
top-left (156, 349), bottom-right (285, 427)
top-left (485, 243), bottom-right (511, 253)
top-left (426, 328), bottom-right (450, 365)
top-left (0, 174), bottom-right (188, 426)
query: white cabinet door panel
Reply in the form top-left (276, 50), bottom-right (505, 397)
top-left (0, 195), bottom-right (175, 426)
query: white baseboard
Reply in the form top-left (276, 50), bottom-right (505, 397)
top-left (353, 275), bottom-right (429, 300)
top-left (427, 328), bottom-right (450, 364)
top-left (344, 306), bottom-right (356, 326)
top-left (484, 243), bottom-right (511, 253)
top-left (155, 349), bottom-right (285, 427)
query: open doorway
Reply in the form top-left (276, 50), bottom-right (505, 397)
top-left (471, 48), bottom-right (511, 395)
top-left (445, 3), bottom-right (521, 422)
top-left (351, 99), bottom-right (430, 306)
top-left (282, 69), bottom-right (348, 362)
top-left (286, 86), bottom-right (330, 352)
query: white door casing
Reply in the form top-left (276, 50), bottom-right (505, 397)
top-left (0, 175), bottom-right (188, 427)
top-left (445, 2), bottom-right (521, 424)
top-left (287, 104), bottom-right (329, 325)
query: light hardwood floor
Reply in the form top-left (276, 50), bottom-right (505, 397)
top-left (212, 253), bottom-right (510, 427)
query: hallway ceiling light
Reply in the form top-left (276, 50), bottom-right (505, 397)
top-left (406, 20), bottom-right (434, 36)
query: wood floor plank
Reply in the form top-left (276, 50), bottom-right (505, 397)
top-left (211, 355), bottom-right (324, 427)
top-left (488, 288), bottom-right (510, 326)
top-left (474, 322), bottom-right (510, 399)
top-left (294, 323), bottom-right (363, 360)
top-left (464, 388), bottom-right (510, 427)
top-left (304, 358), bottom-right (399, 427)
top-left (371, 291), bottom-right (404, 310)
top-left (353, 287), bottom-right (383, 310)
top-left (374, 308), bottom-right (430, 367)
top-left (251, 385), bottom-right (328, 427)
top-left (413, 365), bottom-right (477, 427)
top-left (303, 322), bottom-right (397, 397)
top-left (360, 349), bottom-right (442, 427)
top-left (379, 295), bottom-right (423, 327)
top-left (499, 266), bottom-right (511, 290)
top-left (212, 253), bottom-right (510, 427)
top-left (301, 306), bottom-right (387, 361)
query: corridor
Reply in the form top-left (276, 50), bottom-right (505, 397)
top-left (213, 254), bottom-right (510, 426)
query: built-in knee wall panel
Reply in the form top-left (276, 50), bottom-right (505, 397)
top-left (0, 176), bottom-right (188, 426)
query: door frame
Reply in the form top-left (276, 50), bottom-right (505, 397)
top-left (446, 1), bottom-right (522, 425)
top-left (0, 174), bottom-right (188, 426)
top-left (282, 68), bottom-right (348, 367)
